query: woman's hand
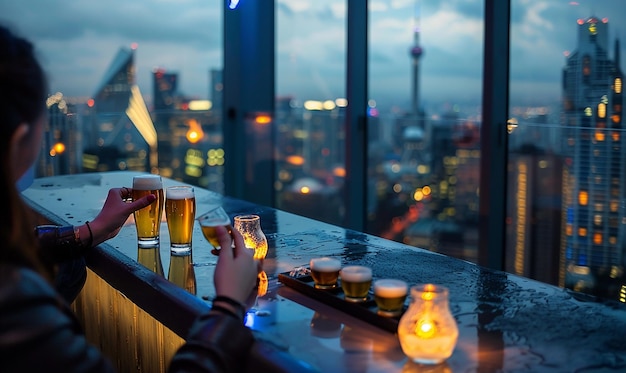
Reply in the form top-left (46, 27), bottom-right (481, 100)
top-left (86, 187), bottom-right (155, 247)
top-left (213, 226), bottom-right (260, 308)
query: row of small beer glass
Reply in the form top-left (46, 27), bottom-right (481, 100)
top-left (309, 257), bottom-right (408, 317)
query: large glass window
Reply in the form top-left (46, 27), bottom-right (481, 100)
top-left (1, 1), bottom-right (225, 192)
top-left (368, 1), bottom-right (484, 263)
top-left (274, 1), bottom-right (347, 226)
top-left (508, 0), bottom-right (625, 302)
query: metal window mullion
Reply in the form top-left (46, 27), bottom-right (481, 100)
top-left (478, 0), bottom-right (510, 270)
top-left (345, 0), bottom-right (368, 231)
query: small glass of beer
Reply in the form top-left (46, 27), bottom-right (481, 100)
top-left (373, 278), bottom-right (408, 317)
top-left (197, 206), bottom-right (232, 251)
top-left (339, 265), bottom-right (372, 302)
top-left (132, 174), bottom-right (164, 247)
top-left (309, 257), bottom-right (341, 289)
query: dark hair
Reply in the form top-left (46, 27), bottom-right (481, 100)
top-left (0, 24), bottom-right (53, 280)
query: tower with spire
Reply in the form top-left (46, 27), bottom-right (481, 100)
top-left (410, 0), bottom-right (424, 119)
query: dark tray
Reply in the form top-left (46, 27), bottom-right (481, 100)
top-left (278, 268), bottom-right (406, 333)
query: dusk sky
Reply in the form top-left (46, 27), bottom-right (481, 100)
top-left (1, 0), bottom-right (625, 116)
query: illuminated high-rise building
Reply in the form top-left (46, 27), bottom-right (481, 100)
top-left (37, 93), bottom-right (82, 176)
top-left (153, 68), bottom-right (178, 111)
top-left (561, 16), bottom-right (624, 299)
top-left (507, 147), bottom-right (563, 285)
top-left (84, 45), bottom-right (157, 173)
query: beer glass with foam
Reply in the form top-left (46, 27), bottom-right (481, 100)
top-left (373, 279), bottom-right (408, 317)
top-left (339, 265), bottom-right (372, 302)
top-left (132, 174), bottom-right (164, 246)
top-left (132, 175), bottom-right (164, 275)
top-left (165, 186), bottom-right (196, 294)
top-left (309, 257), bottom-right (341, 289)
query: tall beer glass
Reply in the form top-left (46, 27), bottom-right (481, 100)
top-left (165, 186), bottom-right (196, 294)
top-left (165, 186), bottom-right (196, 253)
top-left (132, 175), bottom-right (164, 246)
top-left (132, 175), bottom-right (164, 276)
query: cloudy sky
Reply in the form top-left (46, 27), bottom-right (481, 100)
top-left (1, 0), bottom-right (625, 115)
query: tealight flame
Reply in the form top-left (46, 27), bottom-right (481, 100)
top-left (421, 291), bottom-right (435, 301)
top-left (416, 318), bottom-right (437, 339)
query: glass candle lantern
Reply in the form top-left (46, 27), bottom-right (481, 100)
top-left (233, 214), bottom-right (268, 260)
top-left (398, 284), bottom-right (458, 365)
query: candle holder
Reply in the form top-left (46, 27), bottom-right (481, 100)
top-left (398, 284), bottom-right (458, 365)
top-left (233, 214), bottom-right (268, 260)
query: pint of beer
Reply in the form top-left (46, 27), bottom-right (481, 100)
top-left (165, 186), bottom-right (196, 254)
top-left (339, 265), bottom-right (372, 302)
top-left (373, 279), bottom-right (408, 317)
top-left (132, 175), bottom-right (164, 246)
top-left (310, 257), bottom-right (341, 289)
top-left (197, 206), bottom-right (232, 249)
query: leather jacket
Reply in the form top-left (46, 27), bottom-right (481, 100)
top-left (0, 264), bottom-right (254, 373)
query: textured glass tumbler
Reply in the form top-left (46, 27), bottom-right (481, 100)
top-left (233, 214), bottom-right (268, 260)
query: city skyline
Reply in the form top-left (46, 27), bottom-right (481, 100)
top-left (2, 1), bottom-right (625, 114)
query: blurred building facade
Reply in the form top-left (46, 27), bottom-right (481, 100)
top-left (561, 16), bottom-right (625, 298)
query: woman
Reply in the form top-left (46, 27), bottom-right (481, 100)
top-left (0, 24), bottom-right (259, 372)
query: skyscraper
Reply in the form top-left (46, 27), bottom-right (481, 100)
top-left (561, 16), bottom-right (624, 298)
top-left (84, 46), bottom-right (157, 172)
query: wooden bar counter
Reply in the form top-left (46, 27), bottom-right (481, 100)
top-left (22, 171), bottom-right (626, 372)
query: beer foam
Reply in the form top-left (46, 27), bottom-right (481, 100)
top-left (374, 279), bottom-right (408, 297)
top-left (167, 186), bottom-right (195, 200)
top-left (133, 175), bottom-right (162, 190)
top-left (340, 266), bottom-right (372, 282)
top-left (310, 257), bottom-right (341, 272)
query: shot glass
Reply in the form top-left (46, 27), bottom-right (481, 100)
top-left (373, 279), bottom-right (408, 317)
top-left (339, 265), bottom-right (372, 302)
top-left (309, 257), bottom-right (341, 289)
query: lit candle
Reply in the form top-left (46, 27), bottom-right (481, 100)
top-left (398, 284), bottom-right (458, 365)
